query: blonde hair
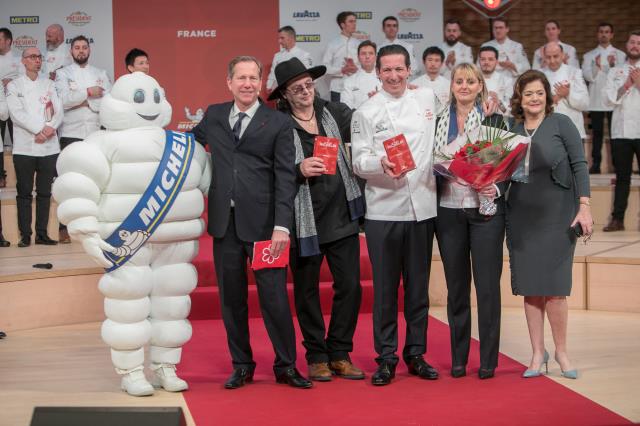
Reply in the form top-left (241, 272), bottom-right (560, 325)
top-left (449, 63), bottom-right (487, 106)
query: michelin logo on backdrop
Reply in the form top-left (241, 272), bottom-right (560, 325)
top-left (293, 10), bottom-right (320, 21)
top-left (177, 30), bottom-right (216, 38)
top-left (177, 107), bottom-right (204, 130)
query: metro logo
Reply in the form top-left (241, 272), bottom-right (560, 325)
top-left (296, 35), bottom-right (321, 43)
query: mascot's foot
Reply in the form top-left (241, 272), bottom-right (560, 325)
top-left (151, 364), bottom-right (189, 392)
top-left (120, 367), bottom-right (154, 397)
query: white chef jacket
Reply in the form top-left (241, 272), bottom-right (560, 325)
top-left (542, 64), bottom-right (590, 138)
top-left (411, 74), bottom-right (450, 105)
top-left (480, 38), bottom-right (530, 79)
top-left (378, 38), bottom-right (417, 74)
top-left (582, 45), bottom-right (627, 111)
top-left (605, 61), bottom-right (640, 139)
top-left (322, 34), bottom-right (360, 93)
top-left (0, 48), bottom-right (25, 82)
top-left (483, 71), bottom-right (514, 115)
top-left (341, 69), bottom-right (380, 109)
top-left (532, 41), bottom-right (580, 70)
top-left (43, 43), bottom-right (72, 76)
top-left (55, 62), bottom-right (111, 139)
top-left (351, 87), bottom-right (439, 221)
top-left (266, 45), bottom-right (312, 91)
top-left (0, 86), bottom-right (8, 152)
top-left (438, 41), bottom-right (474, 79)
top-left (6, 75), bottom-right (62, 156)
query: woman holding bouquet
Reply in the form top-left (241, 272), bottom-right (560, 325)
top-left (507, 70), bottom-right (592, 379)
top-left (434, 63), bottom-right (505, 380)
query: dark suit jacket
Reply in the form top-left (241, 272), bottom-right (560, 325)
top-left (193, 101), bottom-right (296, 241)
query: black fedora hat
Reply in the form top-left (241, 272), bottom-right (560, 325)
top-left (267, 57), bottom-right (326, 101)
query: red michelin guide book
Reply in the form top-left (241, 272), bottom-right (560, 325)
top-left (251, 240), bottom-right (290, 270)
top-left (383, 134), bottom-right (416, 175)
top-left (313, 136), bottom-right (339, 175)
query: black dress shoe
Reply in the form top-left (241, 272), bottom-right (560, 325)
top-left (406, 356), bottom-right (439, 380)
top-left (371, 361), bottom-right (396, 386)
top-left (35, 235), bottom-right (58, 245)
top-left (275, 368), bottom-right (313, 388)
top-left (451, 365), bottom-right (467, 378)
top-left (478, 368), bottom-right (495, 380)
top-left (18, 237), bottom-right (31, 248)
top-left (589, 165), bottom-right (601, 174)
top-left (224, 368), bottom-right (254, 389)
top-left (0, 236), bottom-right (9, 247)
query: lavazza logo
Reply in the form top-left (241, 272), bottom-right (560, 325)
top-left (66, 11), bottom-right (92, 27)
top-left (177, 30), bottom-right (216, 38)
top-left (13, 35), bottom-right (38, 51)
top-left (398, 32), bottom-right (424, 42)
top-left (293, 10), bottom-right (320, 20)
top-left (398, 8), bottom-right (421, 23)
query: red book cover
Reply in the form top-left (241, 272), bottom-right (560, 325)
top-left (383, 134), bottom-right (416, 175)
top-left (251, 240), bottom-right (290, 270)
top-left (313, 136), bottom-right (339, 175)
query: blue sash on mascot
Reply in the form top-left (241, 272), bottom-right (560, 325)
top-left (102, 130), bottom-right (196, 272)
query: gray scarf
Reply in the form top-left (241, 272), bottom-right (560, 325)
top-left (293, 107), bottom-right (364, 257)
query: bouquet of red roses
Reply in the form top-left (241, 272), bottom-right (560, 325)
top-left (434, 124), bottom-right (530, 215)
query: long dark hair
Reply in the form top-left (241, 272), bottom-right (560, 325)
top-left (510, 70), bottom-right (554, 122)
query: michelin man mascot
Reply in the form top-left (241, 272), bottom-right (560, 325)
top-left (53, 72), bottom-right (211, 396)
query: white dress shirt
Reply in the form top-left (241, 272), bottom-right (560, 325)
top-left (322, 34), bottom-right (360, 93)
top-left (55, 62), bottom-right (111, 139)
top-left (266, 45), bottom-right (312, 91)
top-left (341, 69), bottom-right (380, 109)
top-left (43, 43), bottom-right (72, 76)
top-left (532, 41), bottom-right (580, 70)
top-left (480, 38), bottom-right (530, 78)
top-left (483, 71), bottom-right (514, 115)
top-left (605, 61), bottom-right (640, 139)
top-left (0, 48), bottom-right (25, 82)
top-left (351, 87), bottom-right (439, 221)
top-left (438, 41), bottom-right (474, 79)
top-left (6, 75), bottom-right (63, 156)
top-left (378, 38), bottom-right (417, 74)
top-left (0, 86), bottom-right (8, 151)
top-left (411, 74), bottom-right (450, 105)
top-left (542, 64), bottom-right (590, 138)
top-left (583, 45), bottom-right (627, 111)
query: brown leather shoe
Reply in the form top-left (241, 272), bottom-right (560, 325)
top-left (603, 218), bottom-right (625, 232)
top-left (329, 360), bottom-right (365, 380)
top-left (58, 228), bottom-right (71, 244)
top-left (308, 362), bottom-right (332, 382)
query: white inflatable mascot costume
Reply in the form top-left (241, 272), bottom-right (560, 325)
top-left (53, 72), bottom-right (211, 396)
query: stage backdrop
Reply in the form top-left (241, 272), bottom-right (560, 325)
top-left (279, 0), bottom-right (444, 96)
top-left (0, 0), bottom-right (114, 78)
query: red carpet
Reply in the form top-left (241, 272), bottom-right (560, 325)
top-left (180, 314), bottom-right (631, 426)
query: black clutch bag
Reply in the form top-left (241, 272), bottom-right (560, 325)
top-left (571, 223), bottom-right (584, 237)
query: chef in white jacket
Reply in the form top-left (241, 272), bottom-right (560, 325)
top-left (55, 35), bottom-right (111, 147)
top-left (341, 40), bottom-right (380, 109)
top-left (480, 18), bottom-right (530, 79)
top-left (602, 31), bottom-right (640, 232)
top-left (479, 46), bottom-right (513, 116)
top-left (582, 22), bottom-right (626, 173)
top-left (377, 16), bottom-right (417, 74)
top-left (43, 24), bottom-right (72, 80)
top-left (266, 26), bottom-right (312, 94)
top-left (322, 11), bottom-right (360, 102)
top-left (542, 42), bottom-right (589, 138)
top-left (532, 20), bottom-right (580, 70)
top-left (6, 48), bottom-right (63, 247)
top-left (0, 79), bottom-right (9, 245)
top-left (411, 46), bottom-right (450, 105)
top-left (438, 19), bottom-right (474, 79)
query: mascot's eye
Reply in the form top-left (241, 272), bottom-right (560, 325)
top-left (133, 89), bottom-right (145, 103)
top-left (154, 89), bottom-right (161, 103)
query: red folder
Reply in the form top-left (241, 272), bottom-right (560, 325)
top-left (313, 136), bottom-right (339, 175)
top-left (251, 240), bottom-right (290, 270)
top-left (383, 134), bottom-right (416, 175)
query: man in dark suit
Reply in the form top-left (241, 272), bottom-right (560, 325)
top-left (193, 56), bottom-right (311, 389)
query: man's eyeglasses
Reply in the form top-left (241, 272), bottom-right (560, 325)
top-left (287, 81), bottom-right (314, 95)
top-left (24, 54), bottom-right (43, 61)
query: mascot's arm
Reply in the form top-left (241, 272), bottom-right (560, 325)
top-left (195, 143), bottom-right (212, 195)
top-left (52, 135), bottom-right (114, 267)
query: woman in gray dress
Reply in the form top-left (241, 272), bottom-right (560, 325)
top-left (507, 70), bottom-right (593, 379)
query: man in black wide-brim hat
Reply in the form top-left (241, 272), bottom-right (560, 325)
top-left (270, 57), bottom-right (366, 382)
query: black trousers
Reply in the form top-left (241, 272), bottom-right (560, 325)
top-left (13, 154), bottom-right (58, 239)
top-left (589, 111), bottom-right (612, 169)
top-left (435, 206), bottom-right (504, 370)
top-left (611, 138), bottom-right (640, 221)
top-left (290, 233), bottom-right (361, 364)
top-left (0, 117), bottom-right (13, 177)
top-left (365, 218), bottom-right (434, 365)
top-left (57, 138), bottom-right (83, 232)
top-left (213, 212), bottom-right (297, 375)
